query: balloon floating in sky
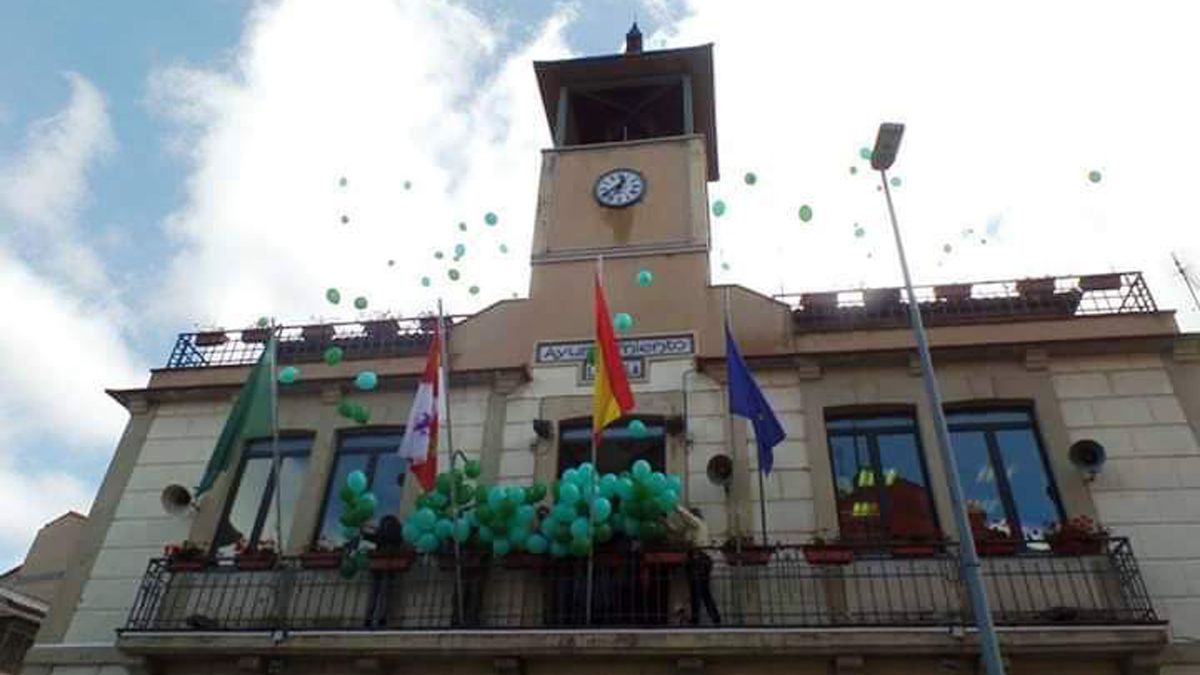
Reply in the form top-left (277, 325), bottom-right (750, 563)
top-left (859, 146), bottom-right (872, 160)
top-left (278, 366), bottom-right (299, 385)
top-left (943, 243), bottom-right (952, 253)
top-left (798, 204), bottom-right (813, 222)
top-left (404, 180), bottom-right (412, 190)
top-left (485, 212), bottom-right (499, 226)
top-left (1088, 170), bottom-right (1102, 183)
top-left (324, 346), bottom-right (344, 366)
top-left (628, 419), bottom-right (647, 438)
top-left (613, 312), bottom-right (634, 332)
top-left (469, 285), bottom-right (480, 295)
top-left (448, 268), bottom-right (461, 281)
top-left (744, 171), bottom-right (757, 185)
top-left (712, 200), bottom-right (727, 217)
top-left (849, 166), bottom-right (858, 175)
top-left (434, 251), bottom-right (444, 260)
top-left (387, 259), bottom-right (395, 267)
top-left (636, 269), bottom-right (654, 287)
top-left (499, 243), bottom-right (509, 254)
top-left (256, 316), bottom-right (270, 328)
top-left (890, 176), bottom-right (902, 188)
top-left (354, 296), bottom-right (368, 310)
top-left (458, 222), bottom-right (467, 232)
top-left (355, 370), bottom-right (378, 391)
top-left (340, 215), bottom-right (350, 225)
top-left (854, 226), bottom-right (865, 238)
top-left (326, 288), bottom-right (341, 304)
top-left (980, 238), bottom-right (988, 245)
top-left (339, 176), bottom-right (348, 187)
top-left (454, 243), bottom-right (466, 257)
top-left (721, 262), bottom-right (730, 271)
top-left (420, 276), bottom-right (431, 287)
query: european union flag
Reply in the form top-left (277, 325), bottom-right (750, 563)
top-left (725, 324), bottom-right (786, 474)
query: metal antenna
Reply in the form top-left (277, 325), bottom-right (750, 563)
top-left (1172, 252), bottom-right (1200, 312)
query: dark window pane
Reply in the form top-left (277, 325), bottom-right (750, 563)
top-left (558, 419), bottom-right (665, 475)
top-left (996, 428), bottom-right (1060, 539)
top-left (372, 453), bottom-right (408, 523)
top-left (947, 410), bottom-right (1032, 427)
top-left (877, 432), bottom-right (937, 538)
top-left (318, 455), bottom-right (370, 546)
top-left (950, 429), bottom-right (1011, 535)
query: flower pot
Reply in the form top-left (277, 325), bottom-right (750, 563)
top-left (976, 539), bottom-right (1019, 557)
top-left (1079, 273), bottom-right (1122, 292)
top-left (167, 558), bottom-right (209, 573)
top-left (891, 544), bottom-right (937, 558)
top-left (369, 551), bottom-right (415, 572)
top-left (300, 551), bottom-right (342, 570)
top-left (864, 288), bottom-right (901, 311)
top-left (721, 545), bottom-right (773, 566)
top-left (241, 328), bottom-right (272, 344)
top-left (195, 331), bottom-right (228, 347)
top-left (363, 320), bottom-right (398, 341)
top-left (1017, 277), bottom-right (1056, 297)
top-left (642, 550), bottom-right (688, 567)
top-left (235, 553), bottom-right (278, 571)
top-left (802, 545), bottom-right (855, 565)
top-left (935, 284), bottom-right (973, 301)
top-left (1049, 538), bottom-right (1104, 556)
top-left (301, 324), bottom-right (335, 344)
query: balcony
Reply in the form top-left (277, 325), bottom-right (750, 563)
top-left (120, 540), bottom-right (1159, 645)
top-left (774, 272), bottom-right (1158, 333)
top-left (165, 315), bottom-right (469, 370)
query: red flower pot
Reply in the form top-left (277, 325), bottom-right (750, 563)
top-left (642, 550), bottom-right (688, 567)
top-left (369, 551), bottom-right (415, 572)
top-left (1049, 538), bottom-right (1104, 556)
top-left (976, 539), bottom-right (1019, 557)
top-left (235, 552), bottom-right (278, 571)
top-left (891, 544), bottom-right (937, 558)
top-left (721, 545), bottom-right (773, 566)
top-left (300, 551), bottom-right (342, 570)
top-left (803, 545), bottom-right (855, 565)
top-left (167, 558), bottom-right (209, 573)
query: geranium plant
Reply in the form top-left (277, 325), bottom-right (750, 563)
top-left (1044, 516), bottom-right (1109, 556)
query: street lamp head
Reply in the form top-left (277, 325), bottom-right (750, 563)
top-left (871, 122), bottom-right (905, 171)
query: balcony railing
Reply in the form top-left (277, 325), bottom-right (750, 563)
top-left (165, 315), bottom-right (469, 369)
top-left (774, 272), bottom-right (1158, 332)
top-left (121, 539), bottom-right (1158, 633)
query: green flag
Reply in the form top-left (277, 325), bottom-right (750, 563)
top-left (195, 339), bottom-right (276, 497)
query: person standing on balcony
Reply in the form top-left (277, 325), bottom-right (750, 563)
top-left (363, 515), bottom-right (405, 628)
top-left (666, 506), bottom-right (721, 625)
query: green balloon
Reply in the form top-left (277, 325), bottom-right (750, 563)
top-left (353, 296), bottom-right (368, 310)
top-left (256, 316), bottom-right (270, 328)
top-left (326, 288), bottom-right (341, 304)
top-left (711, 200), bottom-right (727, 217)
top-left (323, 346), bottom-right (344, 366)
top-left (337, 399), bottom-right (355, 418)
top-left (798, 205), bottom-right (813, 222)
top-left (404, 180), bottom-right (412, 190)
top-left (890, 176), bottom-right (902, 188)
top-left (351, 404), bottom-right (371, 425)
top-left (721, 262), bottom-right (730, 271)
top-left (421, 276), bottom-right (431, 287)
top-left (859, 146), bottom-right (872, 160)
top-left (458, 222), bottom-right (467, 232)
top-left (499, 243), bottom-right (508, 254)
top-left (468, 285), bottom-right (479, 295)
top-left (628, 419), bottom-right (647, 438)
top-left (743, 171), bottom-right (757, 185)
top-left (340, 214), bottom-right (350, 225)
top-left (278, 366), bottom-right (299, 384)
top-left (636, 269), bottom-right (654, 287)
top-left (434, 251), bottom-right (444, 259)
top-left (448, 268), bottom-right (460, 281)
top-left (854, 227), bottom-right (865, 238)
top-left (943, 243), bottom-right (952, 253)
top-left (454, 243), bottom-right (466, 257)
top-left (849, 166), bottom-right (858, 175)
top-left (464, 459), bottom-right (482, 478)
top-left (1088, 170), bottom-right (1102, 183)
top-left (338, 176), bottom-right (348, 187)
top-left (613, 312), bottom-right (633, 332)
top-left (484, 212), bottom-right (499, 226)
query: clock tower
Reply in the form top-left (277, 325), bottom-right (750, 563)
top-left (528, 24), bottom-right (719, 297)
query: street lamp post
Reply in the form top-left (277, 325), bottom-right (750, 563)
top-left (872, 122), bottom-right (1007, 675)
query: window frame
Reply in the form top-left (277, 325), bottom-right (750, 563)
top-left (945, 405), bottom-right (1065, 541)
top-left (216, 432), bottom-right (315, 552)
top-left (556, 414), bottom-right (667, 475)
top-left (824, 407), bottom-right (941, 543)
top-left (313, 425), bottom-right (407, 546)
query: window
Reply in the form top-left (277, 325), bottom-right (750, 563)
top-left (558, 416), bottom-right (665, 475)
top-left (218, 435), bottom-right (313, 554)
top-left (316, 429), bottom-right (408, 546)
top-left (947, 408), bottom-right (1062, 541)
top-left (825, 412), bottom-right (938, 542)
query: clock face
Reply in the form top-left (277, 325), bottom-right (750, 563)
top-left (594, 168), bottom-right (646, 208)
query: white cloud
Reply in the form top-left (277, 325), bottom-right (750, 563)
top-left (151, 0), bottom-right (574, 329)
top-left (651, 1), bottom-right (1200, 328)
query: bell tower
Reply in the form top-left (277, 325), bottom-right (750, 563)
top-left (528, 27), bottom-right (719, 296)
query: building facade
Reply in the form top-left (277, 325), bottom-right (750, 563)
top-left (23, 31), bottom-right (1200, 675)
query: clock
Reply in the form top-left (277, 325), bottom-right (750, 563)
top-left (593, 168), bottom-right (646, 208)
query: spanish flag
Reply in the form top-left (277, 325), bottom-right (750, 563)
top-left (593, 271), bottom-right (635, 439)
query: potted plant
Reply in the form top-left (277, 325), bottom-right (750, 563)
top-left (300, 538), bottom-right (343, 570)
top-left (241, 327), bottom-right (272, 344)
top-left (863, 287), bottom-right (902, 312)
top-left (194, 330), bottom-right (228, 347)
top-left (1045, 516), bottom-right (1108, 556)
top-left (802, 532), bottom-right (854, 565)
top-left (164, 541), bottom-right (210, 572)
top-left (301, 324), bottom-right (335, 344)
top-left (1017, 277), bottom-right (1056, 298)
top-left (234, 539), bottom-right (279, 571)
top-left (934, 283), bottom-right (972, 302)
top-left (720, 536), bottom-right (773, 566)
top-left (1079, 273), bottom-right (1123, 292)
top-left (974, 525), bottom-right (1020, 557)
top-left (890, 533), bottom-right (940, 558)
top-left (362, 319), bottom-right (398, 341)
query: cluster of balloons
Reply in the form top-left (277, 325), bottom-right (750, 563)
top-left (337, 398), bottom-right (371, 424)
top-left (475, 480), bottom-right (549, 557)
top-left (402, 460), bottom-right (484, 553)
top-left (337, 470), bottom-right (377, 578)
top-left (540, 462), bottom-right (610, 557)
top-left (606, 460), bottom-right (681, 544)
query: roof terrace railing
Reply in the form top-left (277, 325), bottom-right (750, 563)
top-left (774, 271), bottom-right (1157, 332)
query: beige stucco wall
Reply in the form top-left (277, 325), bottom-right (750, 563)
top-left (7, 513), bottom-right (85, 606)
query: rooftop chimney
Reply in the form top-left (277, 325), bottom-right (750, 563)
top-left (625, 22), bottom-right (643, 54)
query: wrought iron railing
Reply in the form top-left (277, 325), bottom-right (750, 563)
top-left (774, 272), bottom-right (1158, 332)
top-left (121, 539), bottom-right (1158, 633)
top-left (164, 316), bottom-right (469, 369)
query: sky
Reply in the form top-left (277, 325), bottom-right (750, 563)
top-left (1, 0), bottom-right (1198, 569)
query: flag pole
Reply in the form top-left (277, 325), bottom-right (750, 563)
top-left (269, 327), bottom-right (283, 550)
top-left (723, 289), bottom-right (769, 546)
top-left (439, 299), bottom-right (465, 625)
top-left (585, 256), bottom-right (603, 625)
